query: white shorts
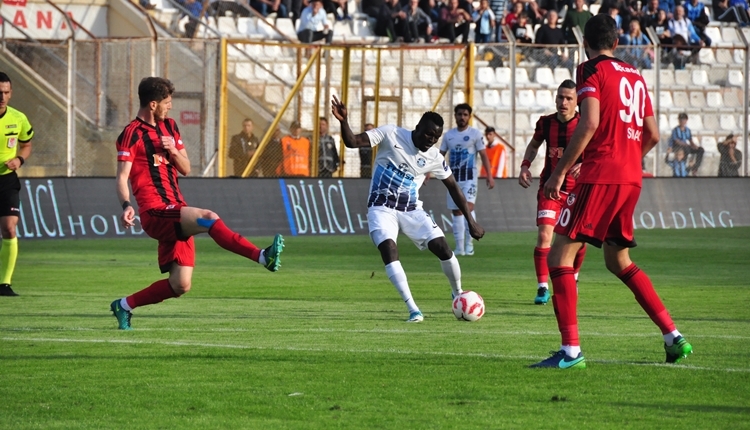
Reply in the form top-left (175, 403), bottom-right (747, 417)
top-left (446, 180), bottom-right (477, 210)
top-left (367, 205), bottom-right (445, 251)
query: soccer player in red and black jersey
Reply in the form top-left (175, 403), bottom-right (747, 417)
top-left (110, 77), bottom-right (285, 330)
top-left (530, 15), bottom-right (692, 368)
top-left (519, 80), bottom-right (586, 306)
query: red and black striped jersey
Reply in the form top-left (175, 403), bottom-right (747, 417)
top-left (116, 117), bottom-right (186, 212)
top-left (532, 112), bottom-right (580, 194)
top-left (575, 55), bottom-right (654, 185)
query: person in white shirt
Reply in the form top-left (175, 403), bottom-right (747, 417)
top-left (440, 104), bottom-right (495, 256)
top-left (297, 0), bottom-right (333, 43)
top-left (331, 96), bottom-right (485, 323)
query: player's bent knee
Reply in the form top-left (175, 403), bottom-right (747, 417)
top-left (170, 281), bottom-right (191, 295)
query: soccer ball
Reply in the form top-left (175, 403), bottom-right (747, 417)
top-left (452, 291), bottom-right (485, 321)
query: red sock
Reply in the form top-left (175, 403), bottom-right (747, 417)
top-left (208, 219), bottom-right (261, 261)
top-left (573, 244), bottom-right (586, 274)
top-left (549, 266), bottom-right (579, 346)
top-left (126, 279), bottom-right (178, 310)
top-left (618, 263), bottom-right (676, 334)
top-left (533, 247), bottom-right (550, 283)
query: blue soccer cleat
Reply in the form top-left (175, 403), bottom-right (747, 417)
top-left (534, 287), bottom-right (550, 305)
top-left (110, 299), bottom-right (132, 330)
top-left (529, 350), bottom-right (586, 369)
top-left (263, 234), bottom-right (284, 272)
top-left (406, 311), bottom-right (424, 323)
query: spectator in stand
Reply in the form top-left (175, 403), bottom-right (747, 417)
top-left (713, 0), bottom-right (730, 20)
top-left (718, 0), bottom-right (750, 23)
top-left (360, 123), bottom-right (374, 178)
top-left (534, 10), bottom-right (570, 67)
top-left (438, 0), bottom-right (472, 43)
top-left (229, 118), bottom-right (261, 177)
top-left (669, 113), bottom-right (704, 176)
top-left (490, 0), bottom-right (509, 41)
top-left (375, 0), bottom-right (410, 42)
top-left (658, 0), bottom-right (675, 16)
top-left (620, 20), bottom-right (653, 68)
top-left (323, 0), bottom-right (350, 20)
top-left (251, 0), bottom-right (289, 17)
top-left (517, 0), bottom-right (544, 23)
top-left (668, 5), bottom-right (706, 61)
top-left (651, 8), bottom-right (672, 45)
top-left (512, 11), bottom-right (533, 42)
top-left (178, 0), bottom-right (206, 38)
top-left (641, 0), bottom-right (660, 27)
top-left (404, 0), bottom-right (434, 42)
top-left (685, 0), bottom-right (711, 45)
top-left (609, 5), bottom-right (624, 33)
top-left (279, 122), bottom-right (311, 177)
top-left (318, 117), bottom-right (340, 178)
top-left (473, 0), bottom-right (496, 43)
top-left (718, 134), bottom-right (742, 177)
top-left (665, 146), bottom-right (689, 177)
top-left (503, 1), bottom-right (524, 28)
top-left (363, 0), bottom-right (385, 17)
top-left (297, 0), bottom-right (333, 43)
top-left (562, 0), bottom-right (593, 44)
top-left (420, 0), bottom-right (440, 23)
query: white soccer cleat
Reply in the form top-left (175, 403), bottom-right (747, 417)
top-left (453, 249), bottom-right (465, 257)
top-left (406, 311), bottom-right (424, 322)
top-left (465, 243), bottom-right (474, 256)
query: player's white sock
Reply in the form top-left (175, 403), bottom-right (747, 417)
top-left (120, 297), bottom-right (132, 312)
top-left (452, 215), bottom-right (465, 253)
top-left (258, 252), bottom-right (267, 266)
top-left (385, 261), bottom-right (419, 313)
top-left (538, 282), bottom-right (549, 290)
top-left (574, 272), bottom-right (579, 281)
top-left (464, 211), bottom-right (475, 251)
top-left (663, 330), bottom-right (682, 346)
top-left (561, 345), bottom-right (581, 357)
top-left (440, 255), bottom-right (462, 298)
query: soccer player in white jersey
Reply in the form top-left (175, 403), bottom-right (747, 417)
top-left (440, 104), bottom-right (495, 256)
top-left (331, 96), bottom-right (485, 322)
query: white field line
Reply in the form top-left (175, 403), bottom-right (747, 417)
top-left (1, 336), bottom-right (749, 373)
top-left (1, 326), bottom-right (748, 340)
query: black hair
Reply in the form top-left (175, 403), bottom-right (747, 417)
top-left (0, 73), bottom-right (10, 85)
top-left (454, 103), bottom-right (472, 114)
top-left (138, 77), bottom-right (175, 108)
top-left (584, 14), bottom-right (619, 51)
top-left (419, 111), bottom-right (444, 128)
top-left (558, 79), bottom-right (576, 90)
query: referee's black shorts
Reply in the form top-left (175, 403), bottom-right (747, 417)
top-left (0, 172), bottom-right (21, 217)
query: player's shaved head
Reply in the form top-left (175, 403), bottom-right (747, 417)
top-left (138, 77), bottom-right (175, 108)
top-left (584, 14), bottom-right (619, 51)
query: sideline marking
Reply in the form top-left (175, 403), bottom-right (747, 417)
top-left (2, 336), bottom-right (747, 373)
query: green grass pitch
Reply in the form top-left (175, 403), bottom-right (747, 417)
top-left (1, 228), bottom-right (749, 429)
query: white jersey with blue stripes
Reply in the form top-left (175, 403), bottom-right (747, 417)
top-left (365, 124), bottom-right (452, 212)
top-left (439, 127), bottom-right (485, 183)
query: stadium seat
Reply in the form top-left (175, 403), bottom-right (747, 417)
top-left (659, 69), bottom-right (675, 87)
top-left (332, 21), bottom-right (353, 40)
top-left (716, 49), bottom-right (733, 64)
top-left (501, 90), bottom-right (512, 107)
top-left (515, 112), bottom-right (530, 131)
top-left (733, 49), bottom-right (744, 64)
top-left (254, 63), bottom-right (270, 80)
top-left (412, 88), bottom-right (431, 107)
top-left (720, 114), bottom-right (737, 130)
top-left (689, 91), bottom-right (706, 108)
top-left (418, 66), bottom-right (438, 85)
top-left (273, 63), bottom-right (294, 82)
top-left (723, 90), bottom-right (741, 107)
top-left (701, 136), bottom-right (718, 153)
top-left (727, 69), bottom-right (744, 86)
top-left (535, 89), bottom-right (554, 109)
top-left (704, 26), bottom-right (723, 46)
top-left (588, 3), bottom-right (600, 14)
top-left (453, 90), bottom-right (465, 104)
top-left (235, 62), bottom-right (252, 81)
top-left (476, 67), bottom-right (496, 85)
top-left (641, 69), bottom-right (655, 87)
top-left (690, 114), bottom-right (704, 131)
top-left (535, 67), bottom-right (555, 87)
top-left (483, 90), bottom-right (501, 107)
top-left (227, 44), bottom-right (245, 59)
top-left (264, 86), bottom-right (285, 105)
top-left (244, 43), bottom-right (263, 58)
top-left (217, 16), bottom-right (237, 35)
top-left (668, 113), bottom-right (679, 129)
top-left (706, 91), bottom-right (723, 108)
top-left (721, 27), bottom-right (742, 46)
top-left (426, 49), bottom-right (444, 62)
top-left (672, 91), bottom-right (689, 108)
top-left (517, 90), bottom-right (536, 108)
top-left (702, 113), bottom-right (719, 130)
top-left (301, 86), bottom-right (316, 105)
top-left (495, 67), bottom-right (511, 86)
top-left (658, 113), bottom-right (670, 132)
top-left (553, 67), bottom-right (572, 83)
top-left (381, 66), bottom-right (399, 83)
top-left (691, 70), bottom-right (710, 86)
top-left (698, 48), bottom-right (716, 65)
top-left (515, 68), bottom-right (532, 86)
top-left (674, 69), bottom-right (690, 86)
top-left (300, 111), bottom-right (314, 130)
top-left (255, 19), bottom-right (278, 38)
top-left (494, 112), bottom-right (511, 132)
top-left (263, 44), bottom-right (282, 58)
top-left (659, 91), bottom-right (673, 109)
top-left (237, 17), bottom-right (255, 36)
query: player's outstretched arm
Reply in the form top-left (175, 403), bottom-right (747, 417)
top-left (331, 96), bottom-right (371, 149)
top-left (519, 138), bottom-right (542, 188)
top-left (442, 175), bottom-right (485, 240)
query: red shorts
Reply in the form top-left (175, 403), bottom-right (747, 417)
top-left (536, 188), bottom-right (565, 227)
top-left (140, 204), bottom-right (195, 273)
top-left (554, 183), bottom-right (640, 248)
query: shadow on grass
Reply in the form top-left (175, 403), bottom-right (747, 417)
top-left (611, 402), bottom-right (750, 414)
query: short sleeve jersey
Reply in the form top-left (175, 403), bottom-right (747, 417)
top-left (576, 55), bottom-right (654, 186)
top-left (532, 112), bottom-right (580, 194)
top-left (0, 106), bottom-right (34, 176)
top-left (439, 127), bottom-right (485, 183)
top-left (116, 117), bottom-right (187, 212)
top-left (366, 124), bottom-right (451, 211)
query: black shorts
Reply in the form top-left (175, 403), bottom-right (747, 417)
top-left (0, 172), bottom-right (21, 217)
